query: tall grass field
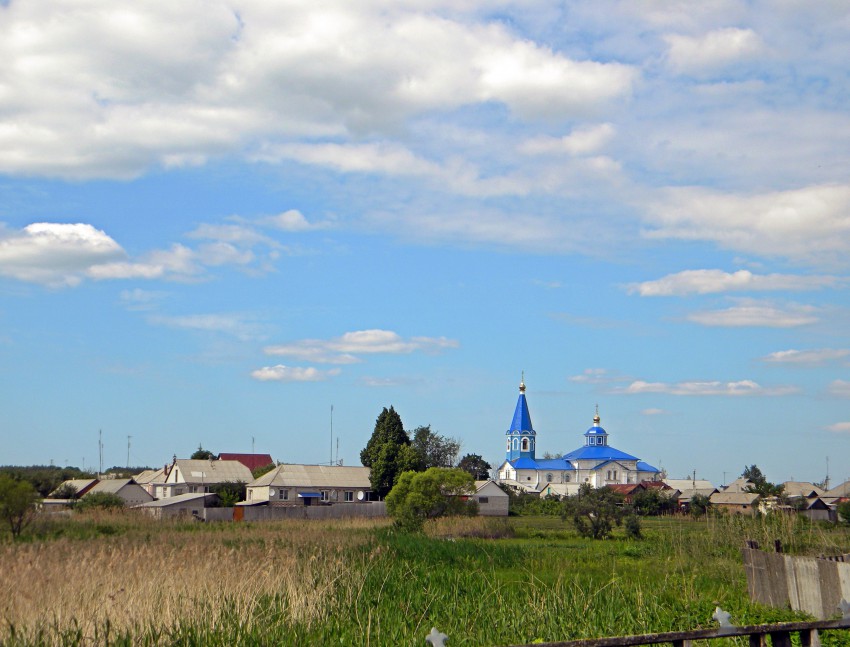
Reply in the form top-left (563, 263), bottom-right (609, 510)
top-left (2, 511), bottom-right (849, 646)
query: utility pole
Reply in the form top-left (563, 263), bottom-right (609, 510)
top-left (330, 405), bottom-right (334, 466)
top-left (99, 429), bottom-right (103, 475)
top-left (252, 436), bottom-right (255, 454)
top-left (127, 435), bottom-right (132, 468)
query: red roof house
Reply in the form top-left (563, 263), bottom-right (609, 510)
top-left (218, 453), bottom-right (275, 472)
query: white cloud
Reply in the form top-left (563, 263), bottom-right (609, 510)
top-left (686, 299), bottom-right (818, 327)
top-left (87, 244), bottom-right (205, 281)
top-left (264, 329), bottom-right (458, 364)
top-left (0, 2), bottom-right (637, 179)
top-left (828, 380), bottom-right (850, 398)
top-left (119, 288), bottom-right (168, 312)
top-left (665, 28), bottom-right (764, 76)
top-left (641, 408), bottom-right (668, 416)
top-left (644, 185), bottom-right (850, 266)
top-left (518, 123), bottom-right (616, 156)
top-left (251, 365), bottom-right (341, 382)
top-left (761, 349), bottom-right (850, 365)
top-left (629, 269), bottom-right (843, 297)
top-left (262, 210), bottom-right (328, 232)
top-left (826, 422), bottom-right (850, 434)
top-left (149, 313), bottom-right (269, 341)
top-left (568, 368), bottom-right (630, 384)
top-left (0, 222), bottom-right (125, 287)
top-left (621, 379), bottom-right (798, 397)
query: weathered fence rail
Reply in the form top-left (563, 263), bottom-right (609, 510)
top-left (508, 618), bottom-right (850, 647)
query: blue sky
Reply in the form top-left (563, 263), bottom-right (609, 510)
top-left (1, 1), bottom-right (849, 486)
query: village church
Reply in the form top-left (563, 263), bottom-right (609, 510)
top-left (497, 379), bottom-right (661, 495)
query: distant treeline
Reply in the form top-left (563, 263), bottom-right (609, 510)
top-left (0, 465), bottom-right (151, 497)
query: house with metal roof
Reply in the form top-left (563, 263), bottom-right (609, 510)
top-left (496, 378), bottom-right (661, 494)
top-left (245, 463), bottom-right (374, 506)
top-left (151, 458), bottom-right (253, 499)
top-left (217, 453), bottom-right (275, 472)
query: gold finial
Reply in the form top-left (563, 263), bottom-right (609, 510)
top-left (519, 371), bottom-right (526, 393)
top-left (593, 404), bottom-right (600, 425)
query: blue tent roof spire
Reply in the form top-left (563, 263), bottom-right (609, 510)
top-left (506, 375), bottom-right (536, 461)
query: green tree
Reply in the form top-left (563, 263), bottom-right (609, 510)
top-left (385, 467), bottom-right (477, 532)
top-left (251, 462), bottom-right (276, 479)
top-left (209, 481), bottom-right (246, 507)
top-left (742, 465), bottom-right (784, 497)
top-left (50, 482), bottom-right (79, 499)
top-left (562, 483), bottom-right (626, 539)
top-left (457, 454), bottom-right (492, 480)
top-left (360, 406), bottom-right (413, 497)
top-left (191, 445), bottom-right (216, 460)
top-left (410, 425), bottom-right (461, 470)
top-left (632, 488), bottom-right (677, 516)
top-left (75, 492), bottom-right (125, 511)
top-left (836, 500), bottom-right (850, 525)
top-left (0, 475), bottom-right (40, 539)
top-left (689, 493), bottom-right (711, 518)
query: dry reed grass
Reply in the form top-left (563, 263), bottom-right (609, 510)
top-left (423, 515), bottom-right (515, 539)
top-left (0, 514), bottom-right (386, 643)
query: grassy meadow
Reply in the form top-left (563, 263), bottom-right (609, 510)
top-left (2, 511), bottom-right (849, 646)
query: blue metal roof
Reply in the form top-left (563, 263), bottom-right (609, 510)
top-left (511, 457), bottom-right (541, 469)
top-left (584, 425), bottom-right (608, 436)
top-left (507, 393), bottom-right (534, 434)
top-left (297, 492), bottom-right (321, 498)
top-left (562, 445), bottom-right (639, 461)
top-left (535, 458), bottom-right (574, 470)
top-left (636, 461), bottom-right (660, 473)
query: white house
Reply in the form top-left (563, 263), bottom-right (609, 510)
top-left (473, 480), bottom-right (509, 516)
top-left (245, 464), bottom-right (373, 506)
top-left (152, 459), bottom-right (253, 499)
top-left (496, 379), bottom-right (661, 494)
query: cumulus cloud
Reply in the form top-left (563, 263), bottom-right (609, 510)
top-left (621, 379), bottom-right (798, 397)
top-left (251, 365), bottom-right (341, 382)
top-left (568, 368), bottom-right (631, 384)
top-left (0, 222), bottom-right (125, 287)
top-left (261, 210), bottom-right (329, 232)
top-left (644, 185), bottom-right (850, 266)
top-left (0, 2), bottom-right (637, 179)
top-left (828, 380), bottom-right (850, 397)
top-left (149, 313), bottom-right (269, 341)
top-left (629, 269), bottom-right (843, 297)
top-left (761, 349), bottom-right (850, 365)
top-left (665, 28), bottom-right (764, 76)
top-left (264, 329), bottom-right (458, 364)
top-left (686, 299), bottom-right (819, 327)
top-left (518, 123), bottom-right (616, 156)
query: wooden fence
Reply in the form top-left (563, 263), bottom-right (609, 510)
top-left (742, 547), bottom-right (850, 619)
top-left (505, 618), bottom-right (850, 647)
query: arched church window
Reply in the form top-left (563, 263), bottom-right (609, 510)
top-left (521, 438), bottom-right (529, 452)
top-left (546, 473), bottom-right (553, 483)
top-left (506, 439), bottom-right (511, 451)
top-left (565, 474), bottom-right (571, 482)
top-left (607, 470), bottom-right (612, 480)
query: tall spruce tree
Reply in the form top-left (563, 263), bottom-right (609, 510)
top-left (360, 406), bottom-right (416, 497)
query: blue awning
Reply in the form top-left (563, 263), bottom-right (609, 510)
top-left (298, 492), bottom-right (321, 498)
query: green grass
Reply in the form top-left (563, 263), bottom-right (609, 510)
top-left (2, 513), bottom-right (849, 646)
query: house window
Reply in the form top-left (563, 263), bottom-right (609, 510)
top-left (479, 497), bottom-right (489, 504)
top-left (546, 473), bottom-right (553, 483)
top-left (344, 491), bottom-right (354, 502)
top-left (320, 490), bottom-right (330, 502)
top-left (248, 490), bottom-right (253, 500)
top-left (280, 489), bottom-right (288, 500)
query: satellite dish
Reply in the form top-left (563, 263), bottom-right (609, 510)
top-left (269, 489), bottom-right (276, 497)
top-left (356, 491), bottom-right (365, 501)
